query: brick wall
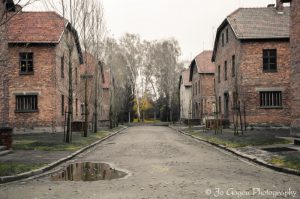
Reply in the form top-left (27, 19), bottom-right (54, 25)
top-left (214, 24), bottom-right (291, 127)
top-left (0, 2), bottom-right (9, 127)
top-left (214, 24), bottom-right (242, 120)
top-left (191, 64), bottom-right (215, 122)
top-left (54, 33), bottom-right (82, 131)
top-left (290, 0), bottom-right (300, 136)
top-left (100, 88), bottom-right (110, 122)
top-left (199, 74), bottom-right (215, 119)
top-left (7, 30), bottom-right (82, 133)
top-left (191, 66), bottom-right (201, 119)
top-left (240, 41), bottom-right (291, 126)
top-left (8, 45), bottom-right (57, 130)
top-left (179, 80), bottom-right (192, 119)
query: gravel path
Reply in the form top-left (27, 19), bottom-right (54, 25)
top-left (0, 126), bottom-right (299, 199)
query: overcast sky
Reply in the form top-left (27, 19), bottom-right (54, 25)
top-left (27, 0), bottom-right (277, 61)
top-left (101, 0), bottom-right (278, 61)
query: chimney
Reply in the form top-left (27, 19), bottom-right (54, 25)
top-left (276, 0), bottom-right (284, 11)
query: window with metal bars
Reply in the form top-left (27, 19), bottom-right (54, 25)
top-left (61, 56), bottom-right (64, 78)
top-left (224, 61), bottom-right (228, 81)
top-left (15, 95), bottom-right (38, 112)
top-left (20, 53), bottom-right (34, 74)
top-left (260, 91), bottom-right (282, 107)
top-left (263, 49), bottom-right (277, 72)
top-left (218, 65), bottom-right (221, 83)
top-left (61, 95), bottom-right (65, 116)
top-left (232, 55), bottom-right (235, 77)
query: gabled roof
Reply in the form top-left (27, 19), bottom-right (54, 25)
top-left (8, 12), bottom-right (66, 43)
top-left (212, 6), bottom-right (290, 61)
top-left (7, 11), bottom-right (83, 64)
top-left (179, 69), bottom-right (192, 89)
top-left (195, 51), bottom-right (215, 74)
top-left (228, 7), bottom-right (289, 39)
top-left (189, 51), bottom-right (215, 81)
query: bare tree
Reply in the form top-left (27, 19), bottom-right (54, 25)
top-left (44, 0), bottom-right (84, 143)
top-left (119, 34), bottom-right (143, 122)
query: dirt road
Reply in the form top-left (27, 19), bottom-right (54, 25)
top-left (0, 126), bottom-right (299, 198)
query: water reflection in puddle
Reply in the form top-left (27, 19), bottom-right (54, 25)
top-left (51, 162), bottom-right (127, 181)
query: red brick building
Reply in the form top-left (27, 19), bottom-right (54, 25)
top-left (179, 69), bottom-right (192, 121)
top-left (99, 70), bottom-right (111, 126)
top-left (79, 52), bottom-right (106, 130)
top-left (212, 4), bottom-right (291, 128)
top-left (5, 10), bottom-right (83, 133)
top-left (189, 51), bottom-right (215, 123)
top-left (282, 0), bottom-right (300, 137)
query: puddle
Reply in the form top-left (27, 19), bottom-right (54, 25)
top-left (51, 162), bottom-right (127, 181)
top-left (262, 147), bottom-right (298, 153)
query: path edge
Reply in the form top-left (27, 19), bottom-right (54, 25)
top-left (169, 126), bottom-right (300, 177)
top-left (0, 127), bottom-right (128, 184)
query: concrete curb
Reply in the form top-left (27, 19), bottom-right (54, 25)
top-left (169, 126), bottom-right (300, 177)
top-left (0, 127), bottom-right (128, 184)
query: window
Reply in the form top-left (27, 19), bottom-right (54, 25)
top-left (226, 28), bottom-right (229, 43)
top-left (61, 56), bottom-right (64, 78)
top-left (221, 33), bottom-right (224, 47)
top-left (218, 96), bottom-right (222, 113)
top-left (198, 80), bottom-right (201, 94)
top-left (263, 49), bottom-right (277, 72)
top-left (232, 55), bottom-right (236, 77)
top-left (75, 67), bottom-right (78, 85)
top-left (218, 65), bottom-right (221, 83)
top-left (16, 95), bottom-right (38, 112)
top-left (195, 82), bottom-right (198, 95)
top-left (76, 98), bottom-right (78, 116)
top-left (61, 95), bottom-right (65, 116)
top-left (224, 61), bottom-right (228, 81)
top-left (20, 53), bottom-right (33, 74)
top-left (260, 91), bottom-right (282, 107)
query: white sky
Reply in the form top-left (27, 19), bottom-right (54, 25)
top-left (101, 0), bottom-right (276, 61)
top-left (26, 0), bottom-right (277, 61)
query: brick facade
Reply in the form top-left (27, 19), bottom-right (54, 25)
top-left (190, 51), bottom-right (215, 123)
top-left (213, 8), bottom-right (291, 128)
top-left (179, 69), bottom-right (192, 120)
top-left (0, 1), bottom-right (8, 127)
top-left (79, 53), bottom-right (106, 129)
top-left (287, 0), bottom-right (300, 136)
top-left (99, 70), bottom-right (111, 125)
top-left (4, 11), bottom-right (83, 133)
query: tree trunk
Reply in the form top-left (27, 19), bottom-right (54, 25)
top-left (66, 49), bottom-right (73, 143)
top-left (84, 75), bottom-right (88, 137)
top-left (135, 88), bottom-right (141, 122)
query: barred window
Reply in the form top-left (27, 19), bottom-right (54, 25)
top-left (232, 55), bottom-right (235, 77)
top-left (226, 28), bottom-right (229, 43)
top-left (222, 33), bottom-right (224, 47)
top-left (260, 91), bottom-right (282, 107)
top-left (224, 61), bottom-right (228, 81)
top-left (61, 95), bottom-right (65, 116)
top-left (20, 53), bottom-right (34, 74)
top-left (218, 65), bottom-right (221, 83)
top-left (61, 56), bottom-right (64, 78)
top-left (16, 95), bottom-right (38, 112)
top-left (263, 49), bottom-right (277, 72)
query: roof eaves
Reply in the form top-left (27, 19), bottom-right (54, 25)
top-left (212, 18), bottom-right (229, 62)
top-left (239, 36), bottom-right (290, 39)
top-left (8, 41), bottom-right (59, 44)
